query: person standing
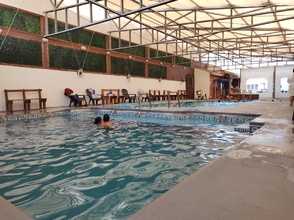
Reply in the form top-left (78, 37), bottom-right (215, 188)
top-left (287, 69), bottom-right (294, 106)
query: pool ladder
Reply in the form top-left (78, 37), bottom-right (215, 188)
top-left (137, 91), bottom-right (181, 109)
top-left (167, 91), bottom-right (181, 108)
top-left (137, 91), bottom-right (153, 108)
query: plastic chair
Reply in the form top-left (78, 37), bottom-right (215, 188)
top-left (86, 88), bottom-right (102, 105)
top-left (121, 89), bottom-right (136, 103)
top-left (64, 88), bottom-right (87, 107)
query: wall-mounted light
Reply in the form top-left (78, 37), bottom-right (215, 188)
top-left (146, 59), bottom-right (149, 62)
top-left (106, 51), bottom-right (111, 54)
top-left (126, 74), bottom-right (131, 80)
top-left (81, 46), bottom-right (87, 50)
top-left (129, 55), bottom-right (132, 59)
top-left (77, 68), bottom-right (83, 77)
top-left (42, 37), bottom-right (48, 43)
top-left (160, 62), bottom-right (163, 65)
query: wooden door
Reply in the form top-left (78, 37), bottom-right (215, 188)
top-left (185, 74), bottom-right (195, 99)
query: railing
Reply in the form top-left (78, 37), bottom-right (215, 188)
top-left (167, 91), bottom-right (181, 108)
top-left (137, 91), bottom-right (152, 108)
top-left (137, 90), bottom-right (181, 109)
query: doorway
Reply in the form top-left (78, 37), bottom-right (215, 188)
top-left (186, 74), bottom-right (195, 99)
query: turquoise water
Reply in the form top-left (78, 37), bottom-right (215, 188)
top-left (116, 100), bottom-right (244, 109)
top-left (0, 114), bottom-right (249, 219)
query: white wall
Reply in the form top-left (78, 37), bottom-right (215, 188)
top-left (240, 66), bottom-right (293, 99)
top-left (0, 1), bottom-right (185, 112)
top-left (194, 69), bottom-right (210, 98)
top-left (0, 65), bottom-right (185, 112)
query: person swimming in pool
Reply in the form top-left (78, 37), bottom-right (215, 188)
top-left (102, 114), bottom-right (113, 128)
top-left (93, 116), bottom-right (102, 125)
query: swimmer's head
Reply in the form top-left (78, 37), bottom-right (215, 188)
top-left (94, 116), bottom-right (102, 124)
top-left (103, 114), bottom-right (110, 122)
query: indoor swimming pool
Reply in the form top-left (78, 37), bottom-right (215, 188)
top-left (0, 111), bottom-right (254, 219)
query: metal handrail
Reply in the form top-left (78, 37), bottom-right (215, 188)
top-left (167, 91), bottom-right (181, 108)
top-left (138, 91), bottom-right (152, 108)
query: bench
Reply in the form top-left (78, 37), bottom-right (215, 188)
top-left (4, 89), bottom-right (47, 113)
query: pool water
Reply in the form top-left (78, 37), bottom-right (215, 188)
top-left (116, 100), bottom-right (244, 109)
top-left (0, 114), bottom-right (249, 219)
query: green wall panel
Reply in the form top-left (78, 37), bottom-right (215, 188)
top-left (0, 6), bottom-right (41, 34)
top-left (111, 57), bottom-right (145, 76)
top-left (148, 64), bottom-right (167, 79)
top-left (0, 36), bottom-right (42, 66)
top-left (48, 20), bottom-right (106, 49)
top-left (111, 38), bottom-right (145, 57)
top-left (49, 45), bottom-right (106, 72)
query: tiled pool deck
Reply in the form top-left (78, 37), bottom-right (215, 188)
top-left (1, 99), bottom-right (294, 220)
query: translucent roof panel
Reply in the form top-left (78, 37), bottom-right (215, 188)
top-left (44, 0), bottom-right (294, 71)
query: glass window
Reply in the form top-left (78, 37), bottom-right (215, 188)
top-left (245, 78), bottom-right (268, 93)
top-left (280, 77), bottom-right (289, 93)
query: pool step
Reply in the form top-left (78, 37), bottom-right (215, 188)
top-left (234, 123), bottom-right (250, 133)
top-left (234, 121), bottom-right (265, 133)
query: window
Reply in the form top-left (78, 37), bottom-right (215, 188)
top-left (280, 77), bottom-right (289, 93)
top-left (245, 78), bottom-right (268, 93)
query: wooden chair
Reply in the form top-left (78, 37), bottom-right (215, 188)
top-left (149, 90), bottom-right (161, 101)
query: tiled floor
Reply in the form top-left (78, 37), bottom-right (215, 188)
top-left (1, 99), bottom-right (294, 220)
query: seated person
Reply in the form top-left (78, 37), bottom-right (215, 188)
top-left (64, 88), bottom-right (81, 106)
top-left (102, 114), bottom-right (113, 128)
top-left (197, 89), bottom-right (206, 100)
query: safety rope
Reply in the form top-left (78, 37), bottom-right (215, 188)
top-left (0, 6), bottom-right (21, 51)
top-left (81, 31), bottom-right (95, 70)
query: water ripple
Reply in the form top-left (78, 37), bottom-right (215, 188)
top-left (0, 115), bottom-right (249, 219)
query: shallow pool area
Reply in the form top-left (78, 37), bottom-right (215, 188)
top-left (115, 99), bottom-right (246, 110)
top-left (0, 110), bottom-right (252, 220)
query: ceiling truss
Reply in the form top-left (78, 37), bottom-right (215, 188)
top-left (44, 0), bottom-right (294, 71)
